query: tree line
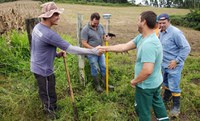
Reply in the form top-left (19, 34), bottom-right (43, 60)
top-left (147, 0), bottom-right (200, 9)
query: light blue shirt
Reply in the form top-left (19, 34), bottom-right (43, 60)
top-left (132, 33), bottom-right (163, 89)
top-left (159, 25), bottom-right (191, 68)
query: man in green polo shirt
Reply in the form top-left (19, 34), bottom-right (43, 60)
top-left (98, 11), bottom-right (169, 121)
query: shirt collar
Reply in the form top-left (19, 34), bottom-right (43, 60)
top-left (165, 24), bottom-right (172, 33)
top-left (161, 24), bottom-right (171, 33)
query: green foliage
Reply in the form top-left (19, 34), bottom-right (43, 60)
top-left (170, 9), bottom-right (200, 31)
top-left (182, 0), bottom-right (200, 9)
top-left (0, 0), bottom-right (16, 3)
top-left (0, 31), bottom-right (200, 120)
top-left (180, 56), bottom-right (200, 119)
top-left (0, 30), bottom-right (30, 76)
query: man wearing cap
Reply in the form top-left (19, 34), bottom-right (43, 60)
top-left (31, 2), bottom-right (104, 119)
top-left (98, 11), bottom-right (169, 121)
top-left (158, 13), bottom-right (191, 117)
top-left (81, 12), bottom-right (114, 93)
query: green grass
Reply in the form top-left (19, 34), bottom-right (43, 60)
top-left (0, 31), bottom-right (199, 121)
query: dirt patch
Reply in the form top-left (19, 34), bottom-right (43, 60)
top-left (0, 1), bottom-right (41, 34)
top-left (191, 78), bottom-right (200, 85)
top-left (0, 75), bottom-right (5, 80)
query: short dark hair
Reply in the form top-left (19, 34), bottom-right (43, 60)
top-left (140, 11), bottom-right (157, 29)
top-left (90, 12), bottom-right (100, 21)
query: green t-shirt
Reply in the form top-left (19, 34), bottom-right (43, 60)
top-left (132, 33), bottom-right (163, 89)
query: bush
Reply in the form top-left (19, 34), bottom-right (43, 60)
top-left (170, 9), bottom-right (200, 31)
top-left (170, 15), bottom-right (184, 26)
top-left (0, 0), bottom-right (16, 3)
top-left (0, 30), bottom-right (30, 75)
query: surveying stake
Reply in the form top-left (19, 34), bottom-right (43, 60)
top-left (103, 14), bottom-right (111, 95)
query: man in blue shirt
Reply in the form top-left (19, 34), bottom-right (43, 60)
top-left (158, 13), bottom-right (191, 117)
top-left (98, 11), bottom-right (169, 121)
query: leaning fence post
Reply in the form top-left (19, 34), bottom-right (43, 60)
top-left (25, 18), bottom-right (40, 49)
top-left (77, 14), bottom-right (86, 86)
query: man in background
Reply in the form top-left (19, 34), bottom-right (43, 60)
top-left (81, 12), bottom-right (114, 93)
top-left (158, 13), bottom-right (191, 117)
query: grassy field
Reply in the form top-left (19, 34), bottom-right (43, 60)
top-left (0, 1), bottom-right (200, 121)
top-left (54, 3), bottom-right (200, 54)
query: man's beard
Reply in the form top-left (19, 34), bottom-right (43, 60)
top-left (138, 26), bottom-right (142, 33)
top-left (91, 25), bottom-right (97, 28)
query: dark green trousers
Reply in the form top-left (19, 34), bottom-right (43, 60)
top-left (135, 85), bottom-right (169, 121)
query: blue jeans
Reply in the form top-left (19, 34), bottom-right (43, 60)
top-left (162, 65), bottom-right (183, 93)
top-left (87, 54), bottom-right (106, 77)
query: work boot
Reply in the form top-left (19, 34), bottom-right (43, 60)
top-left (170, 96), bottom-right (180, 117)
top-left (163, 89), bottom-right (172, 103)
top-left (101, 76), bottom-right (114, 90)
top-left (93, 76), bottom-right (103, 93)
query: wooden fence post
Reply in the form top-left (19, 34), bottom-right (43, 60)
top-left (77, 14), bottom-right (86, 86)
top-left (25, 18), bottom-right (40, 49)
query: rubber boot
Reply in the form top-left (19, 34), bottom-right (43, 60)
top-left (93, 76), bottom-right (103, 93)
top-left (170, 96), bottom-right (180, 117)
top-left (163, 89), bottom-right (172, 103)
top-left (101, 76), bottom-right (114, 90)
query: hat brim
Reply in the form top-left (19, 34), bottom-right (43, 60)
top-left (38, 8), bottom-right (64, 18)
top-left (158, 17), bottom-right (169, 20)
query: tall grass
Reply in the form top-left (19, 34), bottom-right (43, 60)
top-left (0, 31), bottom-right (30, 76)
top-left (0, 31), bottom-right (199, 120)
top-left (170, 9), bottom-right (200, 31)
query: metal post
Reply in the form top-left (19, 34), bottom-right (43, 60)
top-left (102, 14), bottom-right (111, 95)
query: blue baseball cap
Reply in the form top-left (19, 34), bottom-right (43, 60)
top-left (158, 13), bottom-right (169, 20)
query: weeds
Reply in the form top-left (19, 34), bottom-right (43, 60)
top-left (0, 31), bottom-right (199, 120)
